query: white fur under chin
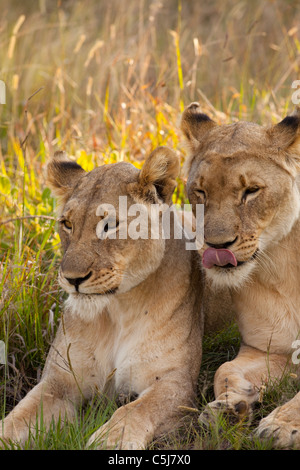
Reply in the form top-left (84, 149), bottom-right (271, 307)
top-left (65, 293), bottom-right (110, 322)
top-left (204, 260), bottom-right (256, 290)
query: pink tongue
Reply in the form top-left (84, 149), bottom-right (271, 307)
top-left (202, 247), bottom-right (237, 269)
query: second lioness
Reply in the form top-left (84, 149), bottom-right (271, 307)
top-left (182, 102), bottom-right (300, 448)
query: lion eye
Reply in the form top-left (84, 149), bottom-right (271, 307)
top-left (103, 219), bottom-right (119, 233)
top-left (242, 187), bottom-right (260, 202)
top-left (62, 219), bottom-right (72, 230)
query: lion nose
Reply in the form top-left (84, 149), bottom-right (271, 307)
top-left (65, 271), bottom-right (92, 290)
top-left (205, 236), bottom-right (237, 250)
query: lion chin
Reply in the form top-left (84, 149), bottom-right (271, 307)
top-left (64, 293), bottom-right (111, 322)
top-left (203, 258), bottom-right (257, 289)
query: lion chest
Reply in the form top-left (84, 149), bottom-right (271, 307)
top-left (92, 313), bottom-right (161, 397)
top-left (234, 281), bottom-right (300, 355)
top-left (112, 324), bottom-right (161, 395)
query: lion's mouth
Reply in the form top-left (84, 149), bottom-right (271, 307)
top-left (202, 247), bottom-right (258, 270)
top-left (216, 260), bottom-right (249, 269)
top-left (93, 287), bottom-right (118, 295)
top-left (78, 287), bottom-right (118, 296)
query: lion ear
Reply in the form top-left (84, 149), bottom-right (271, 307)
top-left (128, 147), bottom-right (180, 205)
top-left (268, 107), bottom-right (300, 175)
top-left (181, 102), bottom-right (217, 153)
top-left (181, 102), bottom-right (217, 176)
top-left (46, 151), bottom-right (86, 203)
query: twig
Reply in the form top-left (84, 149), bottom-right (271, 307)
top-left (20, 86), bottom-right (44, 149)
top-left (26, 87), bottom-right (44, 103)
top-left (178, 405), bottom-right (199, 413)
top-left (225, 377), bottom-right (229, 409)
top-left (0, 215), bottom-right (56, 226)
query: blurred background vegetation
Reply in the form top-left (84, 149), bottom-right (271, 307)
top-left (1, 0), bottom-right (300, 449)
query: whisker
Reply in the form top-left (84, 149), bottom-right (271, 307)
top-left (255, 250), bottom-right (278, 278)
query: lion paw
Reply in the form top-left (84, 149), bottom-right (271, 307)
top-left (87, 425), bottom-right (145, 450)
top-left (199, 398), bottom-right (253, 427)
top-left (256, 403), bottom-right (300, 448)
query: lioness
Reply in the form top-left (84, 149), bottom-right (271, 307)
top-left (181, 102), bottom-right (300, 448)
top-left (1, 147), bottom-right (203, 449)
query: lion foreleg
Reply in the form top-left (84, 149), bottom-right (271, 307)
top-left (87, 373), bottom-right (195, 450)
top-left (0, 379), bottom-right (78, 446)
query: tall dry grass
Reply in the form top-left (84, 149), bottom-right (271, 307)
top-left (1, 0), bottom-right (300, 449)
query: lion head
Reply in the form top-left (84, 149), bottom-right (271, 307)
top-left (46, 147), bottom-right (179, 320)
top-left (181, 102), bottom-right (300, 288)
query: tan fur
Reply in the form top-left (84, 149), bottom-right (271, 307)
top-left (0, 147), bottom-right (203, 450)
top-left (182, 103), bottom-right (300, 448)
